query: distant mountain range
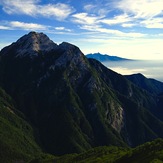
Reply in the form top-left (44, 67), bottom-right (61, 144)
top-left (0, 32), bottom-right (163, 162)
top-left (86, 52), bottom-right (131, 62)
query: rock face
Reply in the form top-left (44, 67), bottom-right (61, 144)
top-left (1, 31), bottom-right (57, 58)
top-left (0, 32), bottom-right (163, 155)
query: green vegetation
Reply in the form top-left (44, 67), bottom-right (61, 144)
top-left (116, 138), bottom-right (163, 163)
top-left (64, 138), bottom-right (163, 163)
top-left (30, 138), bottom-right (163, 163)
top-left (55, 146), bottom-right (128, 163)
top-left (0, 88), bottom-right (42, 162)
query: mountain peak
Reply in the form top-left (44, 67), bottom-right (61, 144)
top-left (0, 31), bottom-right (58, 58)
top-left (52, 41), bottom-right (88, 69)
top-left (59, 42), bottom-right (79, 51)
top-left (14, 31), bottom-right (57, 57)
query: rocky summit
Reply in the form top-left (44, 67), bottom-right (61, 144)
top-left (0, 32), bottom-right (163, 160)
top-left (1, 31), bottom-right (57, 58)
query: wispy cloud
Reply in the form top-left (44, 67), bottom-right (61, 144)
top-left (80, 0), bottom-right (163, 29)
top-left (1, 0), bottom-right (39, 15)
top-left (141, 18), bottom-right (163, 29)
top-left (80, 24), bottom-right (145, 38)
top-left (121, 23), bottom-right (136, 28)
top-left (0, 21), bottom-right (74, 34)
top-left (80, 24), bottom-right (123, 35)
top-left (115, 0), bottom-right (163, 19)
top-left (0, 25), bottom-right (11, 30)
top-left (38, 3), bottom-right (74, 20)
top-left (100, 14), bottom-right (133, 25)
top-left (72, 13), bottom-right (102, 25)
top-left (83, 3), bottom-right (110, 16)
top-left (71, 11), bottom-right (145, 38)
top-left (84, 4), bottom-right (96, 12)
top-left (54, 26), bottom-right (72, 32)
top-left (0, 0), bottom-right (74, 20)
top-left (9, 21), bottom-right (47, 30)
top-left (111, 1), bottom-right (163, 28)
top-left (0, 21), bottom-right (48, 31)
top-left (72, 10), bottom-right (138, 30)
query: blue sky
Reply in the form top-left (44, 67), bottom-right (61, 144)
top-left (0, 0), bottom-right (163, 59)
